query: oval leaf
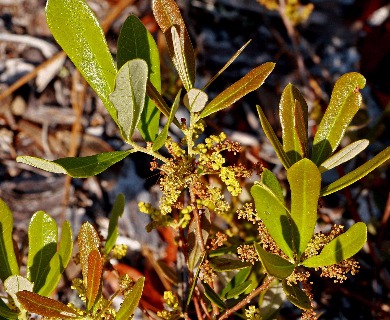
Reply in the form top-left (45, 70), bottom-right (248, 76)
top-left (78, 222), bottom-right (100, 287)
top-left (256, 105), bottom-right (292, 169)
top-left (254, 243), bottom-right (295, 279)
top-left (321, 146), bottom-right (390, 196)
top-left (105, 193), bottom-right (126, 254)
top-left (27, 211), bottom-right (58, 293)
top-left (225, 280), bottom-right (252, 299)
top-left (200, 62), bottom-right (275, 118)
top-left (86, 249), bottom-right (103, 310)
top-left (311, 73), bottom-right (366, 165)
top-left (282, 280), bottom-right (312, 310)
top-left (16, 291), bottom-right (78, 318)
top-left (302, 222), bottom-right (367, 268)
top-left (260, 168), bottom-right (284, 203)
top-left (117, 14), bottom-right (161, 141)
top-left (183, 88), bottom-right (208, 112)
top-left (16, 150), bottom-right (134, 178)
top-left (152, 0), bottom-right (195, 91)
top-left (209, 257), bottom-right (251, 272)
top-left (0, 199), bottom-right (19, 281)
top-left (116, 277), bottom-right (145, 320)
top-left (279, 84), bottom-right (309, 164)
top-left (109, 59), bottom-right (148, 140)
top-left (319, 139), bottom-right (369, 173)
top-left (46, 0), bottom-right (118, 123)
top-left (287, 159), bottom-right (321, 258)
top-left (202, 282), bottom-right (226, 309)
top-left (251, 184), bottom-right (294, 259)
top-left (221, 267), bottom-right (251, 298)
top-left (4, 275), bottom-right (34, 311)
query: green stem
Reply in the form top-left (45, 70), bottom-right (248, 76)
top-left (126, 140), bottom-right (168, 163)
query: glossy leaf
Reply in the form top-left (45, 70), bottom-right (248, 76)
top-left (116, 277), bottom-right (145, 320)
top-left (152, 0), bottom-right (195, 91)
top-left (209, 257), bottom-right (251, 272)
top-left (251, 184), bottom-right (294, 259)
top-left (27, 211), bottom-right (58, 293)
top-left (256, 105), bottom-right (292, 169)
top-left (287, 159), bottom-right (321, 257)
top-left (203, 282), bottom-right (226, 309)
top-left (0, 199), bottom-right (19, 281)
top-left (46, 0), bottom-right (118, 123)
top-left (153, 89), bottom-right (181, 151)
top-left (260, 168), bottom-right (284, 203)
top-left (4, 275), bottom-right (34, 311)
top-left (200, 62), bottom-right (275, 118)
top-left (302, 222), bottom-right (367, 268)
top-left (183, 88), bottom-right (208, 112)
top-left (282, 280), bottom-right (312, 310)
top-left (16, 150), bottom-right (134, 178)
top-left (319, 139), bottom-right (369, 173)
top-left (38, 221), bottom-right (73, 296)
top-left (254, 243), bottom-right (295, 279)
top-left (0, 299), bottom-right (18, 319)
top-left (321, 146), bottom-right (390, 196)
top-left (225, 280), bottom-right (252, 299)
top-left (221, 267), bottom-right (251, 298)
top-left (117, 14), bottom-right (161, 141)
top-left (78, 222), bottom-right (100, 287)
top-left (109, 59), bottom-right (148, 140)
top-left (312, 73), bottom-right (366, 165)
top-left (86, 249), bottom-right (103, 310)
top-left (279, 84), bottom-right (309, 163)
top-left (105, 193), bottom-right (125, 254)
top-left (16, 291), bottom-right (78, 318)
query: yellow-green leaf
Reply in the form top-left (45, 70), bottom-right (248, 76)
top-left (105, 193), bottom-right (125, 254)
top-left (282, 280), bottom-right (312, 310)
top-left (256, 105), bottom-right (292, 169)
top-left (109, 59), bottom-right (148, 140)
top-left (16, 291), bottom-right (78, 318)
top-left (116, 277), bottom-right (145, 320)
top-left (183, 88), bottom-right (208, 112)
top-left (16, 150), bottom-right (134, 178)
top-left (312, 73), bottom-right (366, 165)
top-left (279, 84), bottom-right (309, 163)
top-left (46, 0), bottom-right (117, 123)
top-left (260, 168), bottom-right (284, 203)
top-left (254, 243), bottom-right (295, 279)
top-left (200, 63), bottom-right (275, 118)
top-left (287, 159), bottom-right (321, 257)
top-left (86, 249), bottom-right (103, 310)
top-left (0, 199), bottom-right (19, 281)
top-left (302, 222), bottom-right (367, 268)
top-left (321, 146), bottom-right (390, 196)
top-left (221, 267), bottom-right (251, 299)
top-left (27, 211), bottom-right (58, 293)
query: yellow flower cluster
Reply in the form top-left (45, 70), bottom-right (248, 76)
top-left (111, 244), bottom-right (128, 260)
top-left (245, 305), bottom-right (262, 320)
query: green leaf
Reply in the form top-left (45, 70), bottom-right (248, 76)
top-left (16, 150), bottom-right (134, 178)
top-left (46, 0), bottom-right (117, 123)
top-left (279, 84), bottom-right (309, 164)
top-left (86, 249), bottom-right (103, 310)
top-left (4, 275), bottom-right (34, 311)
top-left (311, 73), bottom-right (366, 165)
top-left (0, 298), bottom-right (18, 319)
top-left (152, 0), bottom-right (195, 91)
top-left (109, 59), bottom-right (148, 140)
top-left (38, 221), bottom-right (73, 297)
top-left (259, 281), bottom-right (286, 320)
top-left (116, 277), bottom-right (145, 320)
top-left (184, 88), bottom-right (208, 112)
top-left (256, 105), bottom-right (292, 169)
top-left (321, 146), bottom-right (390, 196)
top-left (225, 280), bottom-right (252, 299)
top-left (200, 62), bottom-right (275, 118)
top-left (27, 211), bottom-right (58, 293)
top-left (209, 257), bottom-right (251, 272)
top-left (319, 139), bottom-right (369, 173)
top-left (105, 193), bottom-right (125, 254)
top-left (260, 168), bottom-right (284, 203)
top-left (287, 159), bottom-right (321, 257)
top-left (251, 184), bottom-right (294, 259)
top-left (0, 199), bottom-right (19, 281)
top-left (282, 280), bottom-right (312, 310)
top-left (254, 243), bottom-right (295, 279)
top-left (78, 222), bottom-right (100, 288)
top-left (302, 222), bottom-right (367, 268)
top-left (117, 14), bottom-right (161, 141)
top-left (202, 282), bottom-right (226, 309)
top-left (16, 291), bottom-right (78, 318)
top-left (221, 267), bottom-right (251, 298)
top-left (152, 89), bottom-right (181, 151)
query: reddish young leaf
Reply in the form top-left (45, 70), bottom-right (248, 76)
top-left (86, 249), bottom-right (103, 310)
